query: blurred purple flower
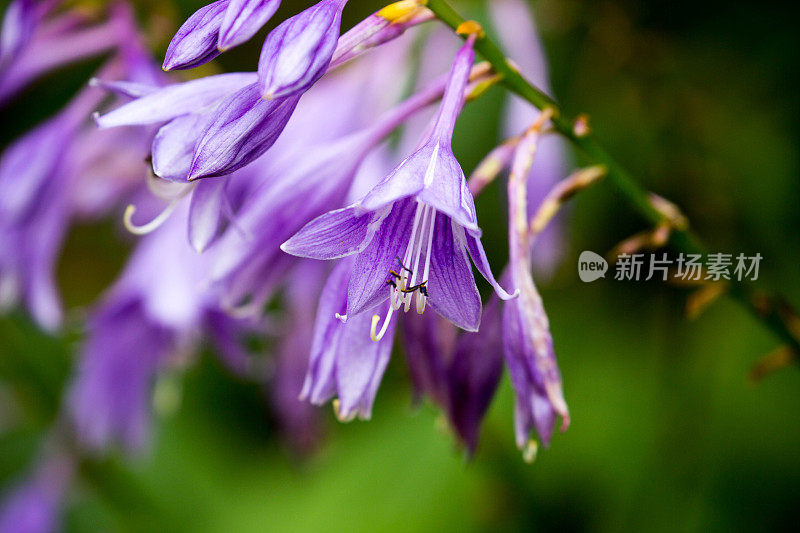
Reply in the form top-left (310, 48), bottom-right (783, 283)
top-left (490, 0), bottom-right (569, 276)
top-left (0, 2), bottom-right (129, 105)
top-left (258, 0), bottom-right (347, 99)
top-left (0, 453), bottom-right (73, 533)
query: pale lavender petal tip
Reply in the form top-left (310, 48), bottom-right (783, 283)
top-left (163, 0), bottom-right (228, 71)
top-left (218, 0), bottom-right (281, 51)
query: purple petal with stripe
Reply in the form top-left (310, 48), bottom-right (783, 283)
top-left (218, 0), bottom-right (281, 50)
top-left (426, 214), bottom-right (481, 332)
top-left (163, 0), bottom-right (228, 71)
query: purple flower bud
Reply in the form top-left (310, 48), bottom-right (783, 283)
top-left (188, 84), bottom-right (300, 179)
top-left (218, 0), bottom-right (282, 51)
top-left (330, 0), bottom-right (432, 68)
top-left (163, 0), bottom-right (229, 71)
top-left (257, 0), bottom-right (347, 99)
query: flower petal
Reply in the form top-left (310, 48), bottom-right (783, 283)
top-left (163, 0), bottom-right (228, 71)
top-left (218, 0), bottom-right (281, 51)
top-left (426, 214), bottom-right (481, 332)
top-left (416, 142), bottom-right (480, 233)
top-left (94, 72), bottom-right (257, 128)
top-left (465, 231), bottom-right (518, 300)
top-left (281, 205), bottom-right (385, 260)
top-left (188, 85), bottom-right (300, 179)
top-left (334, 305), bottom-right (395, 420)
top-left (188, 177), bottom-right (227, 252)
top-left (301, 259), bottom-right (350, 404)
top-left (257, 0), bottom-right (344, 99)
top-left (151, 113), bottom-right (208, 182)
top-left (346, 198), bottom-right (416, 317)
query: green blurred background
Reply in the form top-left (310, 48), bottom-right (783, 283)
top-left (1, 0), bottom-right (799, 531)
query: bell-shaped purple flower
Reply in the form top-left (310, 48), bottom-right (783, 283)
top-left (301, 259), bottom-right (395, 421)
top-left (258, 0), bottom-right (347, 100)
top-left (163, 0), bottom-right (229, 71)
top-left (218, 0), bottom-right (282, 51)
top-left (282, 36), bottom-right (515, 338)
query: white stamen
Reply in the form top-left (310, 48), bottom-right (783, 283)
top-left (123, 202), bottom-right (179, 235)
top-left (123, 181), bottom-right (195, 235)
top-left (370, 306), bottom-right (395, 342)
top-left (335, 312), bottom-right (348, 323)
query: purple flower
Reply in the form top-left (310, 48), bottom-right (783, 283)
top-left (282, 36), bottom-right (515, 339)
top-left (300, 259), bottom-right (395, 421)
top-left (163, 0), bottom-right (229, 71)
top-left (0, 454), bottom-right (73, 533)
top-left (68, 206), bottom-right (208, 451)
top-left (0, 83), bottom-right (106, 330)
top-left (268, 261), bottom-right (325, 452)
top-left (258, 0), bottom-right (348, 99)
top-left (401, 299), bottom-right (504, 454)
top-left (93, 71), bottom-right (259, 181)
top-left (447, 298), bottom-right (504, 454)
top-left (0, 4), bottom-right (127, 105)
top-left (69, 297), bottom-right (177, 451)
top-left (218, 0), bottom-right (282, 51)
top-left (503, 129), bottom-right (569, 453)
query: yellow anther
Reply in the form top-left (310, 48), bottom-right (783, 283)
top-left (378, 0), bottom-right (425, 24)
top-left (456, 20), bottom-right (485, 38)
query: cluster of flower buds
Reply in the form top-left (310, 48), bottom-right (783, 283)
top-left (0, 0), bottom-right (575, 528)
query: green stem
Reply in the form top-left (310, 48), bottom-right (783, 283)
top-left (425, 0), bottom-right (800, 356)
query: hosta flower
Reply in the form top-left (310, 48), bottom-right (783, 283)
top-left (258, 0), bottom-right (348, 99)
top-left (0, 83), bottom-right (107, 330)
top-left (67, 204), bottom-right (262, 451)
top-left (282, 36), bottom-right (515, 339)
top-left (301, 259), bottom-right (395, 421)
top-left (503, 126), bottom-right (569, 454)
top-left (401, 300), bottom-right (504, 454)
top-left (187, 84), bottom-right (300, 179)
